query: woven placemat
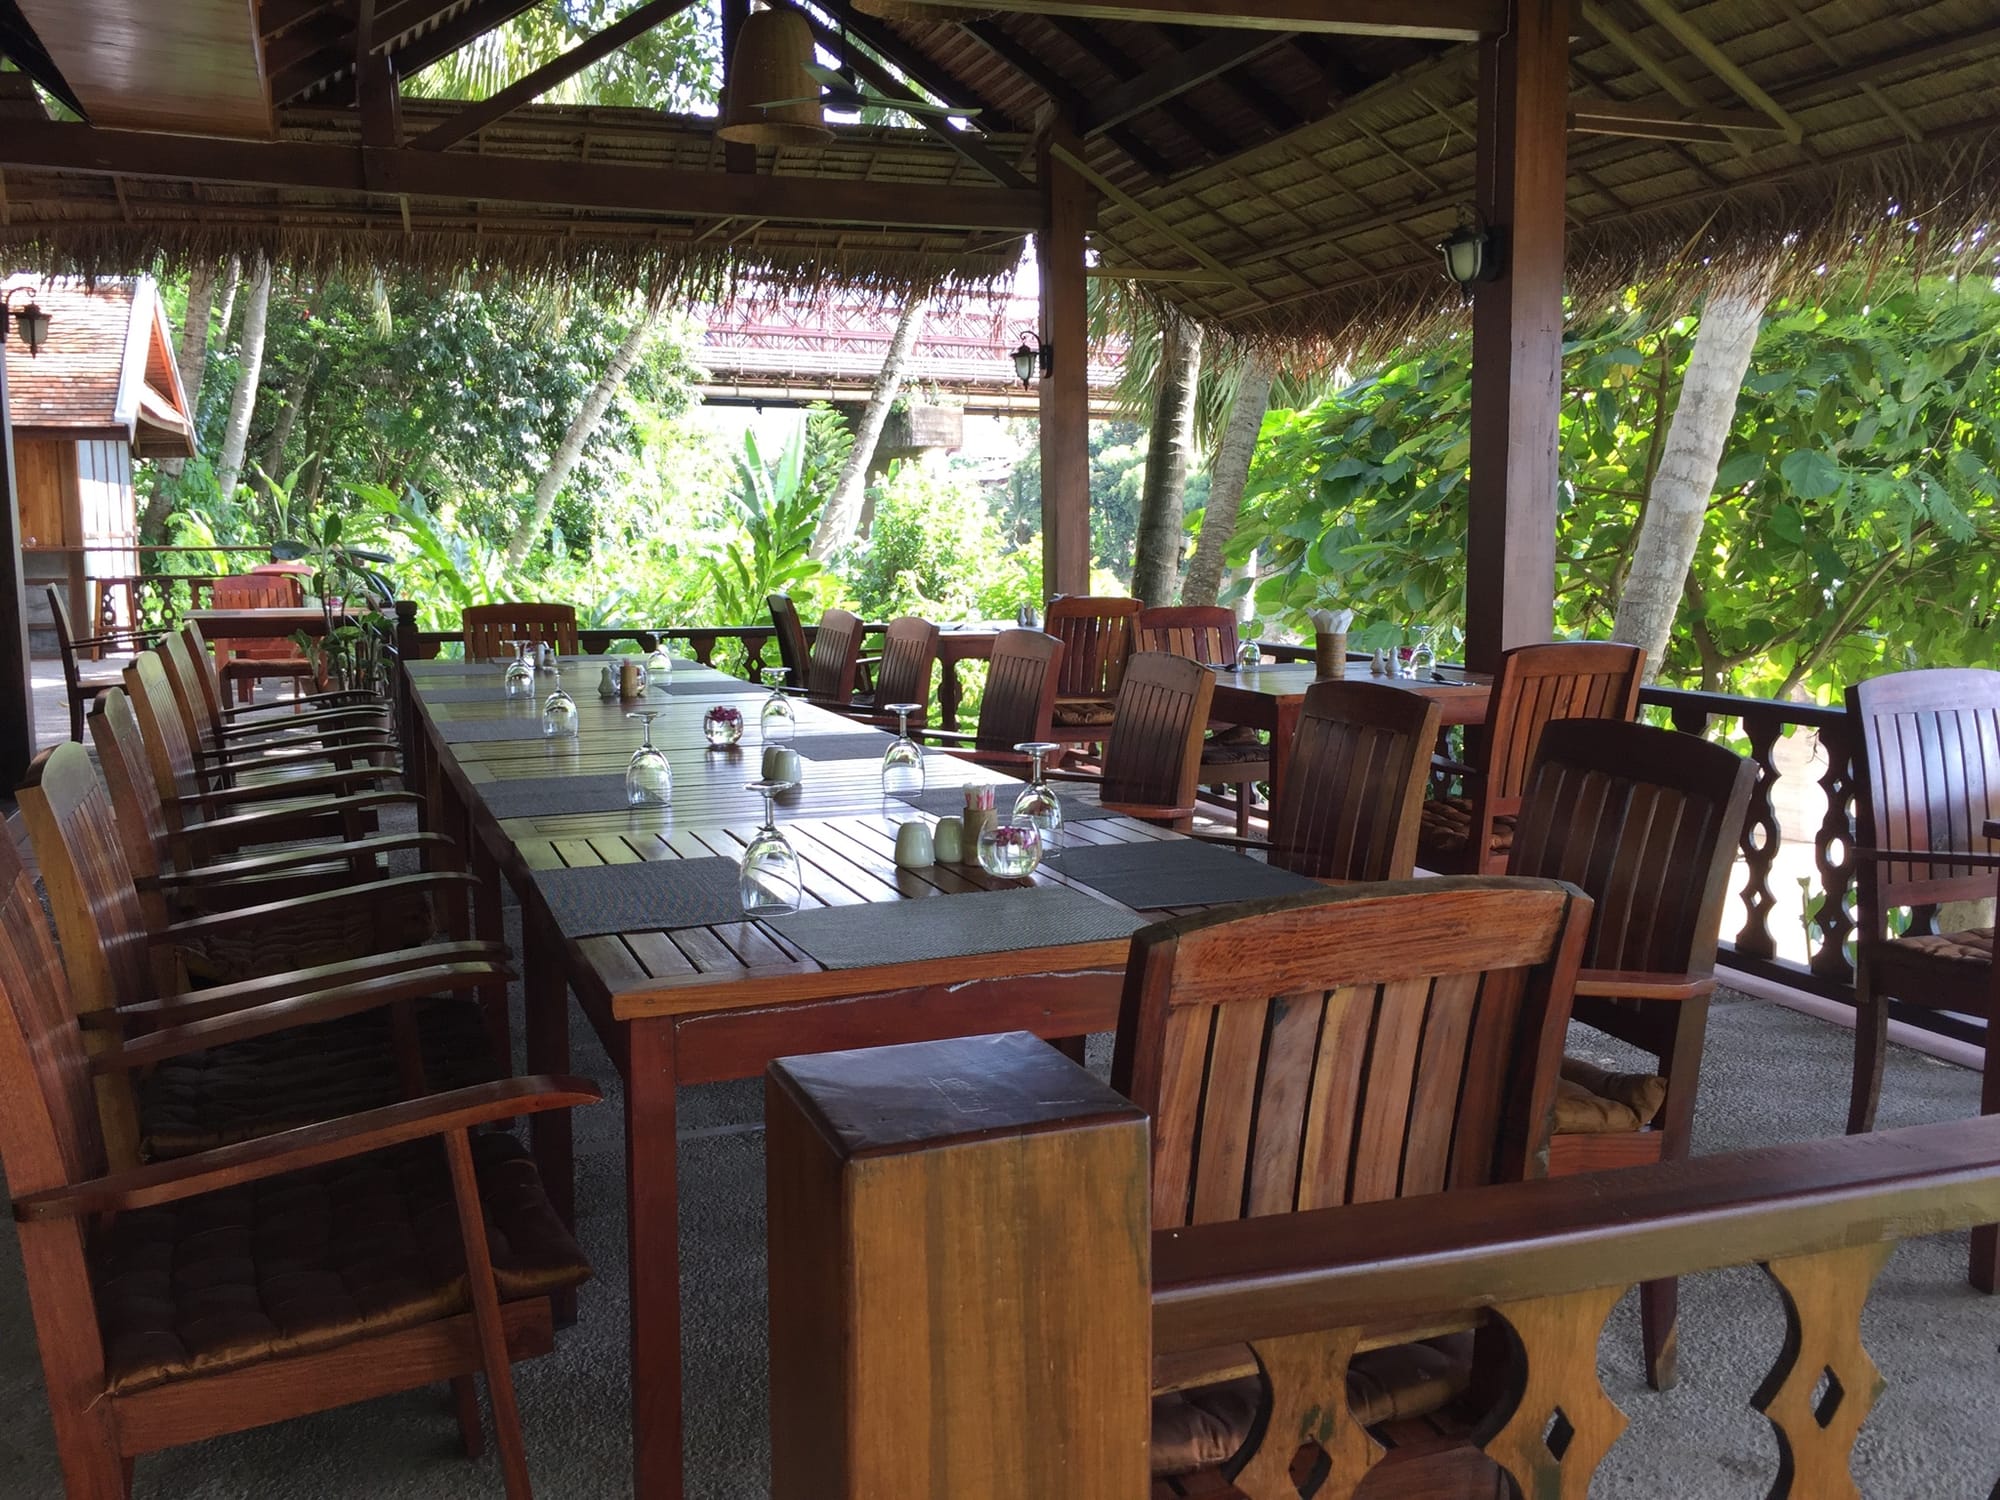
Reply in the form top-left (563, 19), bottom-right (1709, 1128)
top-left (415, 684), bottom-right (521, 703)
top-left (1052, 839), bottom-right (1321, 910)
top-left (767, 885), bottom-right (1144, 969)
top-left (793, 730), bottom-right (898, 763)
top-left (478, 773), bottom-right (635, 820)
top-left (435, 716), bottom-right (553, 744)
top-left (531, 856), bottom-right (745, 937)
top-left (657, 677), bottom-right (766, 697)
top-left (892, 785), bottom-right (1117, 823)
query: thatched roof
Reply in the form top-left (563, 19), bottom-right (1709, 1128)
top-left (4, 1), bottom-right (1999, 356)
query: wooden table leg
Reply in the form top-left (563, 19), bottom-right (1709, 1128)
top-left (469, 831), bottom-right (512, 1063)
top-left (1267, 697), bottom-right (1301, 815)
top-left (627, 1017), bottom-right (686, 1499)
top-left (524, 895), bottom-right (578, 1326)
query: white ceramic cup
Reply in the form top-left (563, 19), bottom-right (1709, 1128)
top-left (933, 815), bottom-right (965, 863)
top-left (762, 745), bottom-right (802, 783)
top-left (894, 821), bottom-right (935, 869)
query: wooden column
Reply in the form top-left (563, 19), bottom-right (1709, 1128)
top-left (0, 349), bottom-right (35, 782)
top-left (766, 1031), bottom-right (1151, 1500)
top-left (1465, 0), bottom-right (1568, 673)
top-left (1038, 122), bottom-right (1092, 599)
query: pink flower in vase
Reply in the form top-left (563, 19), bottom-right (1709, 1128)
top-left (703, 706), bottom-right (744, 746)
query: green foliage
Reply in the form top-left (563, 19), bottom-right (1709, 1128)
top-left (1230, 270), bottom-right (2000, 697)
top-left (844, 455), bottom-right (1042, 622)
top-left (697, 423), bottom-right (830, 627)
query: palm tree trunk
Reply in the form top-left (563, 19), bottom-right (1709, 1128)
top-left (1131, 316), bottom-right (1203, 607)
top-left (1612, 265), bottom-right (1774, 680)
top-left (213, 256), bottom-right (273, 504)
top-left (502, 306), bottom-right (659, 571)
top-left (1181, 351), bottom-right (1274, 607)
top-left (810, 297), bottom-right (926, 560)
top-left (213, 255), bottom-right (243, 344)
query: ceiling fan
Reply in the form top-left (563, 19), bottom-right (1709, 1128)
top-left (754, 61), bottom-right (982, 117)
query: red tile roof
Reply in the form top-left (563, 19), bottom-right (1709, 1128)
top-left (3, 274), bottom-right (193, 455)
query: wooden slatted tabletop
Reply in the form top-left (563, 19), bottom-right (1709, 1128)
top-left (402, 658), bottom-right (1219, 1500)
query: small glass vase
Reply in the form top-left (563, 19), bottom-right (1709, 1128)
top-left (704, 705), bottom-right (745, 747)
top-left (976, 817), bottom-right (1044, 880)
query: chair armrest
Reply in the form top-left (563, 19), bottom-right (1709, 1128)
top-left (148, 831), bottom-right (450, 887)
top-left (1853, 848), bottom-right (2000, 869)
top-left (15, 1075), bottom-right (600, 1223)
top-left (196, 737), bottom-right (398, 769)
top-left (97, 940), bottom-right (512, 1029)
top-left (158, 870), bottom-right (473, 944)
top-left (214, 707), bottom-right (390, 740)
top-left (1188, 831), bottom-right (1273, 853)
top-left (220, 689), bottom-right (380, 718)
top-left (180, 790), bottom-right (418, 848)
top-left (171, 767), bottom-right (401, 810)
top-left (1042, 769), bottom-right (1105, 786)
top-left (1571, 968), bottom-right (1717, 1002)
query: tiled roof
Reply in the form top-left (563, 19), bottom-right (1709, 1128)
top-left (3, 274), bottom-right (192, 454)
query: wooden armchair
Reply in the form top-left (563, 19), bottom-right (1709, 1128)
top-left (1198, 678), bottom-right (1440, 881)
top-left (798, 606), bottom-right (866, 708)
top-left (462, 602), bottom-right (580, 662)
top-left (841, 614), bottom-right (939, 728)
top-left (161, 630), bottom-right (394, 780)
top-left (0, 831), bottom-right (595, 1499)
top-left (1510, 717), bottom-right (1756, 1389)
top-left (767, 592), bottom-right (811, 691)
top-left (1046, 594), bottom-right (1140, 744)
top-left (20, 741), bottom-right (508, 1167)
top-left (1417, 640), bottom-right (1645, 874)
top-left (208, 570), bottom-right (312, 703)
top-left (1113, 876), bottom-right (1592, 1489)
top-left (916, 628), bottom-right (1065, 772)
top-left (180, 621), bottom-right (389, 742)
top-left (1048, 651), bottom-right (1215, 830)
top-left (1138, 604), bottom-right (1269, 834)
top-left (46, 584), bottom-right (161, 742)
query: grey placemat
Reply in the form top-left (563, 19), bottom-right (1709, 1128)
top-left (657, 677), bottom-right (766, 697)
top-left (417, 684), bottom-right (520, 703)
top-left (793, 731), bottom-right (898, 762)
top-left (1052, 839), bottom-right (1321, 909)
top-left (435, 715), bottom-right (553, 743)
top-left (767, 885), bottom-right (1144, 969)
top-left (531, 856), bottom-right (745, 937)
top-left (478, 773), bottom-right (635, 819)
top-left (893, 785), bottom-right (1118, 823)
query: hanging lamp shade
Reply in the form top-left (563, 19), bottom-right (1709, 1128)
top-left (719, 5), bottom-right (832, 147)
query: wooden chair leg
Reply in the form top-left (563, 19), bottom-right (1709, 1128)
top-left (452, 1375), bottom-right (487, 1458)
top-left (1847, 983), bottom-right (1888, 1134)
top-left (1638, 1275), bottom-right (1679, 1389)
top-left (444, 1128), bottom-right (534, 1499)
top-left (1972, 1017), bottom-right (2000, 1293)
top-left (70, 694), bottom-right (85, 744)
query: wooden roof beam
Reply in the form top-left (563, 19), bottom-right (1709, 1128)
top-left (1570, 98), bottom-right (1786, 145)
top-left (956, 17), bottom-right (1174, 179)
top-left (0, 120), bottom-right (1045, 231)
top-left (411, 0), bottom-right (699, 151)
top-left (1081, 28), bottom-right (1290, 135)
top-left (808, 0), bottom-right (1011, 124)
top-left (1768, 0), bottom-right (1920, 143)
top-left (1044, 13), bottom-right (1238, 157)
top-left (1776, 21), bottom-right (2000, 104)
top-left (861, 0), bottom-right (1502, 40)
top-left (1625, 0), bottom-right (1803, 145)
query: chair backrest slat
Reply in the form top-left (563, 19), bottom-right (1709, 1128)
top-left (87, 689), bottom-right (175, 888)
top-left (1849, 668), bottom-right (2000, 906)
top-left (1100, 651), bottom-right (1214, 816)
top-left (974, 630), bottom-right (1064, 751)
top-left (1136, 605), bottom-right (1237, 667)
top-left (1113, 877), bottom-right (1592, 1229)
top-left (1271, 679), bottom-right (1439, 880)
top-left (767, 593), bottom-right (811, 689)
top-left (1045, 595), bottom-right (1140, 700)
top-left (870, 616), bottom-right (940, 717)
top-left (125, 652), bottom-right (207, 807)
top-left (461, 602), bottom-right (580, 662)
top-left (45, 585), bottom-right (91, 708)
top-left (805, 608), bottom-right (865, 705)
top-left (209, 573), bottom-right (306, 663)
top-left (1478, 642), bottom-right (1645, 815)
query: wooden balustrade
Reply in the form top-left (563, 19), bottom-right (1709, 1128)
top-left (767, 1033), bottom-right (2000, 1500)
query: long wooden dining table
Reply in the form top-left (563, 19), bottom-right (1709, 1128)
top-left (402, 657), bottom-right (1222, 1497)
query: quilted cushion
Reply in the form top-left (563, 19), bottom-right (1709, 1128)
top-left (179, 889), bottom-right (438, 985)
top-left (1551, 1058), bottom-right (1667, 1135)
top-left (1150, 1337), bottom-right (1470, 1476)
top-left (93, 1131), bottom-right (588, 1394)
top-left (1869, 926), bottom-right (1994, 968)
top-left (137, 997), bottom-right (500, 1160)
top-left (1209, 724), bottom-right (1264, 748)
top-left (1417, 795), bottom-right (1515, 856)
top-left (1052, 700), bottom-right (1118, 727)
top-left (1199, 737), bottom-right (1270, 768)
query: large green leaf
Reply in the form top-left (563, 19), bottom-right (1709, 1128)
top-left (1779, 448), bottom-right (1845, 500)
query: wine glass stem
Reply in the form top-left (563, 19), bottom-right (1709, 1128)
top-left (762, 791), bottom-right (776, 828)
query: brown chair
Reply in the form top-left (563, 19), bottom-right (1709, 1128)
top-left (19, 739), bottom-right (503, 1168)
top-left (160, 630), bottom-right (395, 783)
top-left (1139, 604), bottom-right (1269, 834)
top-left (46, 584), bottom-right (157, 742)
top-left (1845, 670), bottom-right (2000, 1142)
top-left (1199, 678), bottom-right (1440, 882)
top-left (767, 592), bottom-right (811, 691)
top-left (462, 602), bottom-right (581, 662)
top-left (1510, 717), bottom-right (1757, 1389)
top-left (799, 606), bottom-right (866, 707)
top-left (1045, 594), bottom-right (1140, 743)
top-left (1417, 640), bottom-right (1645, 874)
top-left (0, 829), bottom-right (594, 1499)
top-left (1116, 877), bottom-right (1593, 1485)
top-left (209, 570), bottom-right (313, 704)
top-left (183, 618), bottom-right (386, 733)
top-left (1051, 651), bottom-right (1215, 830)
top-left (842, 614), bottom-right (939, 728)
top-left (918, 628), bottom-right (1065, 772)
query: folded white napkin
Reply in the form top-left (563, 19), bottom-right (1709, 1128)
top-left (1307, 607), bottom-right (1354, 634)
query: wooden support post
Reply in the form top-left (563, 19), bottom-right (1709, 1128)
top-left (0, 347), bottom-right (34, 782)
top-left (1465, 0), bottom-right (1567, 673)
top-left (1038, 123), bottom-right (1092, 599)
top-left (766, 1031), bottom-right (1151, 1500)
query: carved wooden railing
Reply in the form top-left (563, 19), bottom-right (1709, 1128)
top-left (765, 1031), bottom-right (2000, 1500)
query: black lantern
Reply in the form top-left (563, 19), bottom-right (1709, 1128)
top-left (1010, 330), bottom-right (1051, 388)
top-left (1439, 216), bottom-right (1500, 298)
top-left (2, 285), bottom-right (51, 356)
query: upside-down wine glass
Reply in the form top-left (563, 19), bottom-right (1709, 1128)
top-left (541, 664), bottom-right (577, 739)
top-left (503, 638), bottom-right (535, 698)
top-left (645, 639), bottom-right (676, 687)
top-left (880, 703), bottom-right (925, 794)
top-left (740, 779), bottom-right (803, 916)
top-left (625, 709), bottom-right (672, 806)
top-left (1011, 741), bottom-right (1064, 854)
top-left (759, 666), bottom-right (796, 741)
top-left (1408, 625), bottom-right (1439, 679)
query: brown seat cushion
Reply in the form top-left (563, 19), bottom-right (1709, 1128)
top-left (137, 997), bottom-right (500, 1160)
top-left (1198, 739), bottom-right (1271, 769)
top-left (179, 888), bottom-right (439, 985)
top-left (1868, 926), bottom-right (1994, 969)
top-left (1150, 1337), bottom-right (1471, 1476)
top-left (93, 1130), bottom-right (589, 1394)
top-left (1209, 723), bottom-right (1264, 748)
top-left (1053, 699), bottom-right (1118, 727)
top-left (1417, 795), bottom-right (1515, 856)
top-left (1551, 1057), bottom-right (1668, 1135)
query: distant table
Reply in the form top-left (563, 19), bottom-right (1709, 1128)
top-left (1209, 661), bottom-right (1492, 808)
top-left (930, 620), bottom-right (1011, 730)
top-left (184, 604), bottom-right (370, 639)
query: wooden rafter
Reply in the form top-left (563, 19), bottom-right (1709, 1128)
top-left (835, 0), bottom-right (1502, 40)
top-left (1044, 14), bottom-right (1237, 157)
top-left (1082, 29), bottom-right (1289, 134)
top-left (955, 17), bottom-right (1173, 179)
top-left (810, 0), bottom-right (1010, 124)
top-left (1048, 140), bottom-right (1250, 292)
top-left (1768, 0), bottom-right (1920, 145)
top-left (1626, 0), bottom-right (1804, 145)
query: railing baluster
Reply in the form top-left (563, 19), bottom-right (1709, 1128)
top-left (1811, 718), bottom-right (1859, 985)
top-left (1735, 710), bottom-right (1784, 961)
top-left (1481, 1286), bottom-right (1630, 1500)
top-left (1230, 1327), bottom-right (1379, 1500)
top-left (1752, 1242), bottom-right (1893, 1500)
